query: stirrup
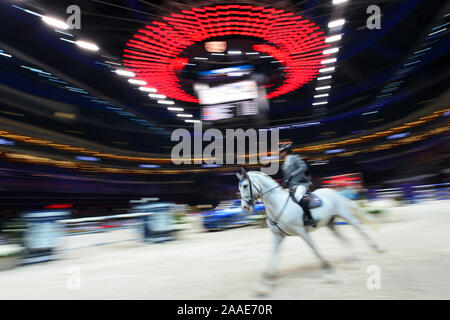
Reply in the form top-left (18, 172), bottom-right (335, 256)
top-left (304, 217), bottom-right (318, 227)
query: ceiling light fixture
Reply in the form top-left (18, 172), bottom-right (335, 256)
top-left (328, 19), bottom-right (346, 28)
top-left (75, 40), bottom-right (100, 51)
top-left (42, 16), bottom-right (69, 30)
top-left (128, 79), bottom-right (147, 85)
top-left (332, 0), bottom-right (348, 4)
top-left (321, 58), bottom-right (337, 64)
top-left (149, 93), bottom-right (166, 99)
top-left (316, 86), bottom-right (331, 91)
top-left (123, 5), bottom-right (330, 102)
top-left (319, 67), bottom-right (336, 73)
top-left (115, 69), bottom-right (135, 77)
top-left (139, 87), bottom-right (157, 92)
top-left (323, 48), bottom-right (339, 55)
top-left (157, 100), bottom-right (175, 105)
top-left (325, 34), bottom-right (342, 43)
top-left (167, 107), bottom-right (184, 111)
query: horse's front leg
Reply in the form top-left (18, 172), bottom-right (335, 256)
top-left (256, 230), bottom-right (284, 296)
top-left (263, 230), bottom-right (284, 280)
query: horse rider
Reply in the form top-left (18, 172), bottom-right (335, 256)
top-left (279, 143), bottom-right (318, 227)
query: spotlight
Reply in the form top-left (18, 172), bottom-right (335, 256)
top-left (42, 16), bottom-right (69, 30)
top-left (139, 87), bottom-right (157, 92)
top-left (323, 48), bottom-right (339, 55)
top-left (157, 100), bottom-right (175, 105)
top-left (332, 0), bottom-right (348, 4)
top-left (128, 79), bottom-right (147, 85)
top-left (316, 86), bottom-right (331, 91)
top-left (328, 19), bottom-right (346, 28)
top-left (319, 67), bottom-right (336, 73)
top-left (75, 40), bottom-right (99, 51)
top-left (321, 58), bottom-right (337, 64)
top-left (325, 34), bottom-right (342, 43)
top-left (149, 93), bottom-right (166, 99)
top-left (115, 69), bottom-right (135, 77)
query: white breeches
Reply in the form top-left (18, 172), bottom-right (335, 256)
top-left (293, 185), bottom-right (307, 202)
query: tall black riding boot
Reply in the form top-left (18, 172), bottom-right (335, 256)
top-left (299, 198), bottom-right (318, 227)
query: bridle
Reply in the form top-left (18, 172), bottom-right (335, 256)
top-left (240, 178), bottom-right (257, 207)
top-left (241, 173), bottom-right (290, 236)
top-left (241, 174), bottom-right (281, 206)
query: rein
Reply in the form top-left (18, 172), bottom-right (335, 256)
top-left (266, 196), bottom-right (290, 236)
top-left (261, 185), bottom-right (281, 196)
top-left (247, 174), bottom-right (290, 236)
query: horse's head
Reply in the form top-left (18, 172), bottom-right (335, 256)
top-left (236, 167), bottom-right (259, 213)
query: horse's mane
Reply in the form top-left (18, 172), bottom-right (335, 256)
top-left (248, 171), bottom-right (279, 185)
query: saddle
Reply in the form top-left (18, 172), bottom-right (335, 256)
top-left (303, 193), bottom-right (323, 209)
top-left (288, 192), bottom-right (323, 209)
top-left (287, 192), bottom-right (322, 227)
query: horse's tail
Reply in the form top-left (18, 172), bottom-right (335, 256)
top-left (346, 198), bottom-right (378, 231)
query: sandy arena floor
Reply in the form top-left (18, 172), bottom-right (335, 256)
top-left (0, 201), bottom-right (449, 299)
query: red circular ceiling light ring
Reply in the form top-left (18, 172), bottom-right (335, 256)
top-left (123, 5), bottom-right (330, 103)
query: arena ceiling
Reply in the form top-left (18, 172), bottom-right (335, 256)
top-left (0, 0), bottom-right (448, 202)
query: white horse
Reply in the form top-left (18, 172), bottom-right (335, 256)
top-left (236, 168), bottom-right (384, 293)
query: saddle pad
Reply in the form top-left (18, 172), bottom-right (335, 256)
top-left (308, 194), bottom-right (323, 209)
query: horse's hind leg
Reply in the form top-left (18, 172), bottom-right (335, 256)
top-left (328, 217), bottom-right (358, 262)
top-left (294, 227), bottom-right (333, 271)
top-left (337, 208), bottom-right (383, 253)
top-left (294, 227), bottom-right (339, 283)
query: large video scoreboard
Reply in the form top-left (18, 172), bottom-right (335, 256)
top-left (194, 65), bottom-right (266, 124)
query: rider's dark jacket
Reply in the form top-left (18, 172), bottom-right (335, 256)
top-left (281, 154), bottom-right (311, 190)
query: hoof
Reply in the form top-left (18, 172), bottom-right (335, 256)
top-left (254, 283), bottom-right (271, 297)
top-left (344, 255), bottom-right (359, 263)
top-left (261, 276), bottom-right (276, 289)
top-left (262, 271), bottom-right (276, 281)
top-left (374, 246), bottom-right (387, 254)
top-left (323, 271), bottom-right (339, 283)
top-left (254, 290), bottom-right (268, 297)
top-left (322, 261), bottom-right (333, 271)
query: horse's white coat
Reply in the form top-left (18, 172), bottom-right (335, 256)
top-left (237, 170), bottom-right (383, 292)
